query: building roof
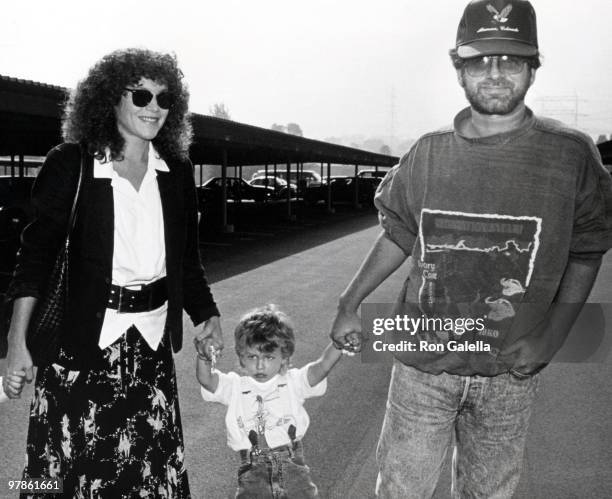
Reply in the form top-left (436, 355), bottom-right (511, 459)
top-left (597, 140), bottom-right (612, 164)
top-left (0, 74), bottom-right (398, 167)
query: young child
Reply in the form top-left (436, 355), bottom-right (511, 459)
top-left (195, 304), bottom-right (351, 498)
top-left (0, 370), bottom-right (27, 402)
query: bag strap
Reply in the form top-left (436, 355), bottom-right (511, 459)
top-left (65, 145), bottom-right (85, 237)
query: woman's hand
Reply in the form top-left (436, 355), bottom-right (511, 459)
top-left (4, 342), bottom-right (33, 399)
top-left (194, 315), bottom-right (224, 361)
top-left (2, 369), bottom-right (27, 399)
top-left (4, 297), bottom-right (36, 397)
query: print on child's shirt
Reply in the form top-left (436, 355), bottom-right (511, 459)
top-left (237, 381), bottom-right (296, 448)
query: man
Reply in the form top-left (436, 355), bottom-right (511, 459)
top-left (331, 0), bottom-right (612, 497)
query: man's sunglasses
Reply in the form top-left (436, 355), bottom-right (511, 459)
top-left (123, 88), bottom-right (173, 110)
top-left (464, 55), bottom-right (527, 77)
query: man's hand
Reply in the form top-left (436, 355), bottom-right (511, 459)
top-left (330, 308), bottom-right (364, 353)
top-left (4, 343), bottom-right (33, 399)
top-left (500, 324), bottom-right (554, 376)
top-left (194, 315), bottom-right (223, 361)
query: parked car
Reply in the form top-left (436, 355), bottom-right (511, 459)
top-left (0, 176), bottom-right (36, 294)
top-left (248, 176), bottom-right (297, 199)
top-left (330, 176), bottom-right (377, 204)
top-left (197, 177), bottom-right (273, 209)
top-left (357, 168), bottom-right (391, 180)
top-left (252, 169), bottom-right (323, 188)
top-left (304, 175), bottom-right (379, 206)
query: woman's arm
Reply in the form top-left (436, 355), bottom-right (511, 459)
top-left (4, 297), bottom-right (37, 394)
top-left (307, 343), bottom-right (344, 387)
top-left (181, 160), bottom-right (220, 323)
top-left (7, 144), bottom-right (80, 302)
top-left (3, 145), bottom-right (80, 388)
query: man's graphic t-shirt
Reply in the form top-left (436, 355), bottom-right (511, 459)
top-left (375, 107), bottom-right (612, 375)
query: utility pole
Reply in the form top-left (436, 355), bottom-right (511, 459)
top-left (389, 86), bottom-right (396, 154)
top-left (535, 93), bottom-right (586, 128)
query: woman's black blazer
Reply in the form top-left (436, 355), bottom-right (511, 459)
top-left (7, 143), bottom-right (219, 369)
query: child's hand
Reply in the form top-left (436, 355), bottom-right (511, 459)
top-left (194, 336), bottom-right (220, 363)
top-left (341, 331), bottom-right (364, 356)
top-left (2, 370), bottom-right (27, 399)
top-left (331, 308), bottom-right (362, 352)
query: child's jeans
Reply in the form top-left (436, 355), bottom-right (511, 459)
top-left (235, 440), bottom-right (319, 498)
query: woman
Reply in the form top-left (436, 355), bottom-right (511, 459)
top-left (4, 48), bottom-right (223, 498)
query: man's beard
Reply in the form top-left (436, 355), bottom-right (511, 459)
top-left (462, 74), bottom-right (530, 115)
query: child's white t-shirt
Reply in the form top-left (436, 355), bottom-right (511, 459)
top-left (0, 377), bottom-right (8, 403)
top-left (201, 363), bottom-right (326, 451)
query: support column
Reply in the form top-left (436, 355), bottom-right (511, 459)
top-left (264, 163), bottom-right (271, 200)
top-left (221, 149), bottom-right (233, 233)
top-left (326, 162), bottom-right (334, 213)
top-left (238, 165), bottom-right (243, 205)
top-left (353, 164), bottom-right (361, 209)
top-left (286, 161), bottom-right (294, 221)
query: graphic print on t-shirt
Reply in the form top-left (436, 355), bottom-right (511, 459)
top-left (236, 381), bottom-right (296, 449)
top-left (417, 209), bottom-right (541, 346)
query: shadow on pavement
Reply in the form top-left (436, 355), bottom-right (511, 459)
top-left (199, 202), bottom-right (380, 283)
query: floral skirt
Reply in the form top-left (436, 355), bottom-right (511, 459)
top-left (22, 327), bottom-right (190, 498)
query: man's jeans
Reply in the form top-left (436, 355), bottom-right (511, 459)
top-left (376, 360), bottom-right (540, 499)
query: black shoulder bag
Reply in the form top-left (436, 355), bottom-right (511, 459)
top-left (26, 148), bottom-right (84, 366)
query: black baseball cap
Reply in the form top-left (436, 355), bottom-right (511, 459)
top-left (456, 0), bottom-right (539, 58)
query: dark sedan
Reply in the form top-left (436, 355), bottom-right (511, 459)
top-left (197, 177), bottom-right (274, 209)
top-left (248, 176), bottom-right (297, 199)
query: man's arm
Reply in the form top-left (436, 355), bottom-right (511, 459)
top-left (330, 231), bottom-right (408, 349)
top-left (503, 257), bottom-right (602, 373)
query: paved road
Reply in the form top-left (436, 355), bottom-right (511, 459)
top-left (1, 214), bottom-right (611, 498)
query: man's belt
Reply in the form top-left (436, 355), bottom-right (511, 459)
top-left (107, 277), bottom-right (167, 313)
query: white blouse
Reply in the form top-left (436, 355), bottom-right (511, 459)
top-left (94, 144), bottom-right (169, 351)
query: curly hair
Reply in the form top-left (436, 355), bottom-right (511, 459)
top-left (448, 48), bottom-right (541, 71)
top-left (62, 48), bottom-right (192, 161)
top-left (234, 305), bottom-right (296, 360)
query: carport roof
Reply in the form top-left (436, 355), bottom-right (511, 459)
top-left (597, 140), bottom-right (612, 164)
top-left (0, 74), bottom-right (399, 167)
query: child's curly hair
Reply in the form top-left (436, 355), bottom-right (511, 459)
top-left (61, 47), bottom-right (192, 161)
top-left (234, 305), bottom-right (296, 359)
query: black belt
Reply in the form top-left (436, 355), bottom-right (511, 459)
top-left (239, 444), bottom-right (293, 462)
top-left (107, 277), bottom-right (167, 313)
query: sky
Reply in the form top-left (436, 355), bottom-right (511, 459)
top-left (2, 0), bottom-right (612, 144)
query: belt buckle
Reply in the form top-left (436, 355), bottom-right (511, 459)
top-left (147, 282), bottom-right (153, 310)
top-left (117, 286), bottom-right (124, 313)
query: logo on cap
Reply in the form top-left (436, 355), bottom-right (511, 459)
top-left (456, 0), bottom-right (538, 58)
top-left (486, 4), bottom-right (512, 23)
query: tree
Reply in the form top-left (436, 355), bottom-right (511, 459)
top-left (271, 123), bottom-right (286, 133)
top-left (209, 103), bottom-right (231, 120)
top-left (286, 123), bottom-right (303, 137)
top-left (379, 144), bottom-right (392, 155)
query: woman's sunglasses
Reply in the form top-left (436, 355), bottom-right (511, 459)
top-left (123, 88), bottom-right (173, 110)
